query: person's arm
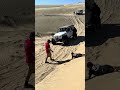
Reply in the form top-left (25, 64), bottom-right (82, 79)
top-left (48, 44), bottom-right (53, 52)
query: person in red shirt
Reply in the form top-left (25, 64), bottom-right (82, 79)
top-left (24, 32), bottom-right (35, 88)
top-left (45, 40), bottom-right (54, 63)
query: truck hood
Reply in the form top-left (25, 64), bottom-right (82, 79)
top-left (54, 31), bottom-right (66, 37)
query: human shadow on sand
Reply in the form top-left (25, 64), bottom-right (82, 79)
top-left (64, 36), bottom-right (85, 46)
top-left (47, 53), bottom-right (85, 65)
top-left (86, 24), bottom-right (120, 47)
top-left (47, 59), bottom-right (72, 65)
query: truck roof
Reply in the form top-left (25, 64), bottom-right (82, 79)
top-left (59, 25), bottom-right (74, 28)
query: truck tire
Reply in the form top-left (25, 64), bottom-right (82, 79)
top-left (72, 28), bottom-right (77, 38)
top-left (64, 39), bottom-right (69, 45)
top-left (73, 33), bottom-right (77, 38)
top-left (62, 35), bottom-right (69, 45)
top-left (52, 38), bottom-right (56, 45)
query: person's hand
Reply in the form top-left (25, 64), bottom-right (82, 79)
top-left (50, 49), bottom-right (53, 52)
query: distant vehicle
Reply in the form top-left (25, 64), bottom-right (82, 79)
top-left (51, 25), bottom-right (77, 45)
top-left (74, 10), bottom-right (85, 15)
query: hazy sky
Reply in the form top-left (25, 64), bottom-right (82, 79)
top-left (35, 0), bottom-right (85, 5)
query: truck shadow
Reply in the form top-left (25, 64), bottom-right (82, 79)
top-left (64, 36), bottom-right (85, 46)
top-left (47, 59), bottom-right (72, 65)
top-left (53, 36), bottom-right (85, 46)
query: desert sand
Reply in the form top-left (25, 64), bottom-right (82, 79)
top-left (0, 0), bottom-right (33, 15)
top-left (0, 17), bottom-right (34, 90)
top-left (36, 44), bottom-right (85, 90)
top-left (35, 4), bottom-right (85, 90)
top-left (86, 0), bottom-right (120, 90)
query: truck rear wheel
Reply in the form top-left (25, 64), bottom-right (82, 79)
top-left (52, 38), bottom-right (56, 45)
top-left (73, 32), bottom-right (77, 38)
top-left (62, 35), bottom-right (69, 45)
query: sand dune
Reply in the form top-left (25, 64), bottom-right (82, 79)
top-left (35, 4), bottom-right (84, 15)
top-left (35, 3), bottom-right (85, 90)
top-left (95, 0), bottom-right (120, 24)
top-left (86, 0), bottom-right (120, 90)
top-left (36, 45), bottom-right (85, 90)
top-left (0, 0), bottom-right (34, 15)
top-left (0, 19), bottom-right (34, 90)
top-left (35, 15), bottom-right (85, 83)
top-left (35, 15), bottom-right (84, 34)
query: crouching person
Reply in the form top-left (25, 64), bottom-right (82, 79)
top-left (87, 62), bottom-right (120, 79)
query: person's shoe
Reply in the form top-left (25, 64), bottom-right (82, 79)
top-left (24, 83), bottom-right (35, 88)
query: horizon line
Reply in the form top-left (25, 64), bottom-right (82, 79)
top-left (35, 2), bottom-right (85, 5)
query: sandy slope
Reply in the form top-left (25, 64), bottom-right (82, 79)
top-left (0, 24), bottom-right (34, 90)
top-left (95, 0), bottom-right (120, 24)
top-left (36, 44), bottom-right (85, 90)
top-left (86, 0), bottom-right (120, 90)
top-left (0, 0), bottom-right (33, 15)
top-left (35, 15), bottom-right (73, 33)
top-left (35, 15), bottom-right (85, 34)
top-left (35, 15), bottom-right (85, 84)
top-left (35, 4), bottom-right (84, 15)
top-left (35, 4), bottom-right (85, 89)
top-left (35, 3), bottom-right (85, 34)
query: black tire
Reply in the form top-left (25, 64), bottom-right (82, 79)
top-left (51, 38), bottom-right (56, 45)
top-left (62, 35), bottom-right (69, 45)
top-left (64, 39), bottom-right (69, 45)
top-left (73, 32), bottom-right (77, 38)
top-left (72, 28), bottom-right (77, 38)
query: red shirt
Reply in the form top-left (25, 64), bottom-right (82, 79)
top-left (45, 42), bottom-right (50, 53)
top-left (24, 39), bottom-right (35, 64)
